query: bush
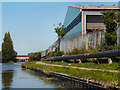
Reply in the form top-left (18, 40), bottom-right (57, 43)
top-left (8, 61), bottom-right (14, 63)
top-left (29, 51), bottom-right (42, 61)
top-left (56, 51), bottom-right (64, 56)
top-left (65, 47), bottom-right (99, 56)
top-left (71, 48), bottom-right (79, 55)
top-left (46, 46), bottom-right (64, 58)
top-left (98, 44), bottom-right (120, 51)
top-left (79, 48), bottom-right (89, 54)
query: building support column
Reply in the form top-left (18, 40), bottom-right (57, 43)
top-left (117, 23), bottom-right (120, 45)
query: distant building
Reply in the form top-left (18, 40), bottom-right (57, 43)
top-left (41, 49), bottom-right (48, 58)
top-left (60, 5), bottom-right (120, 53)
top-left (16, 55), bottom-right (30, 62)
top-left (41, 40), bottom-right (59, 58)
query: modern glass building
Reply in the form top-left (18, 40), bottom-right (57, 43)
top-left (41, 5), bottom-right (120, 57)
top-left (60, 5), bottom-right (120, 53)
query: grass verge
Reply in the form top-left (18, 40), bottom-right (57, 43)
top-left (21, 61), bottom-right (119, 87)
top-left (42, 61), bottom-right (119, 70)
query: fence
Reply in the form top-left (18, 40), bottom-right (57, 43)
top-left (60, 30), bottom-right (105, 53)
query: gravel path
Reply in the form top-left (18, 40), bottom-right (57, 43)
top-left (36, 62), bottom-right (119, 73)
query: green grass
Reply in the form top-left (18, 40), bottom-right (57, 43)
top-left (42, 61), bottom-right (119, 70)
top-left (21, 61), bottom-right (119, 86)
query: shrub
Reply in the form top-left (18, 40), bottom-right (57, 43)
top-left (8, 61), bottom-right (14, 63)
top-left (71, 48), bottom-right (79, 55)
top-left (55, 51), bottom-right (64, 56)
top-left (98, 44), bottom-right (120, 51)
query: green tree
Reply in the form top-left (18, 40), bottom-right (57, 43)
top-left (101, 10), bottom-right (119, 45)
top-left (54, 23), bottom-right (66, 47)
top-left (0, 51), bottom-right (2, 63)
top-left (28, 51), bottom-right (42, 61)
top-left (2, 32), bottom-right (17, 63)
top-left (0, 51), bottom-right (1, 58)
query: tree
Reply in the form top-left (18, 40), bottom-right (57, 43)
top-left (0, 51), bottom-right (1, 63)
top-left (0, 51), bottom-right (1, 58)
top-left (101, 10), bottom-right (119, 45)
top-left (54, 23), bottom-right (66, 50)
top-left (28, 51), bottom-right (42, 61)
top-left (2, 32), bottom-right (17, 63)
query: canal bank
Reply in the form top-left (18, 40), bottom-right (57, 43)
top-left (1, 62), bottom-right (66, 89)
top-left (21, 62), bottom-right (120, 89)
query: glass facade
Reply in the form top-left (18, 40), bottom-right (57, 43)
top-left (61, 7), bottom-right (108, 53)
top-left (63, 6), bottom-right (81, 27)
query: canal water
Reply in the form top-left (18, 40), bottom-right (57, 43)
top-left (1, 62), bottom-right (63, 89)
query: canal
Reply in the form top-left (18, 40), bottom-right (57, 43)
top-left (1, 62), bottom-right (64, 89)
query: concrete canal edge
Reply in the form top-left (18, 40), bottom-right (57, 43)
top-left (21, 65), bottom-right (119, 89)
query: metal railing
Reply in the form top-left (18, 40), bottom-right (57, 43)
top-left (44, 50), bottom-right (120, 61)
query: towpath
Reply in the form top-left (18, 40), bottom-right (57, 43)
top-left (36, 62), bottom-right (119, 73)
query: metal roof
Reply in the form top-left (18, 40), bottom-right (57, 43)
top-left (69, 5), bottom-right (120, 9)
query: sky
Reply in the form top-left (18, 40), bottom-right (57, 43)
top-left (1, 0), bottom-right (120, 2)
top-left (1, 1), bottom-right (119, 55)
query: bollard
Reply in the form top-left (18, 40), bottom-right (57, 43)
top-left (78, 59), bottom-right (82, 64)
top-left (108, 58), bottom-right (112, 64)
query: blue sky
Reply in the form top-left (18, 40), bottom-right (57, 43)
top-left (2, 0), bottom-right (120, 2)
top-left (2, 1), bottom-right (118, 55)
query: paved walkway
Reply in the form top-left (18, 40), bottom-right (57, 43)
top-left (36, 62), bottom-right (119, 73)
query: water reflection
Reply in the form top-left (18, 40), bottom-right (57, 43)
top-left (2, 70), bottom-right (13, 89)
top-left (24, 69), bottom-right (84, 89)
top-left (22, 69), bottom-right (61, 88)
top-left (1, 63), bottom-right (86, 89)
top-left (1, 63), bottom-right (58, 89)
top-left (0, 63), bottom-right (2, 89)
